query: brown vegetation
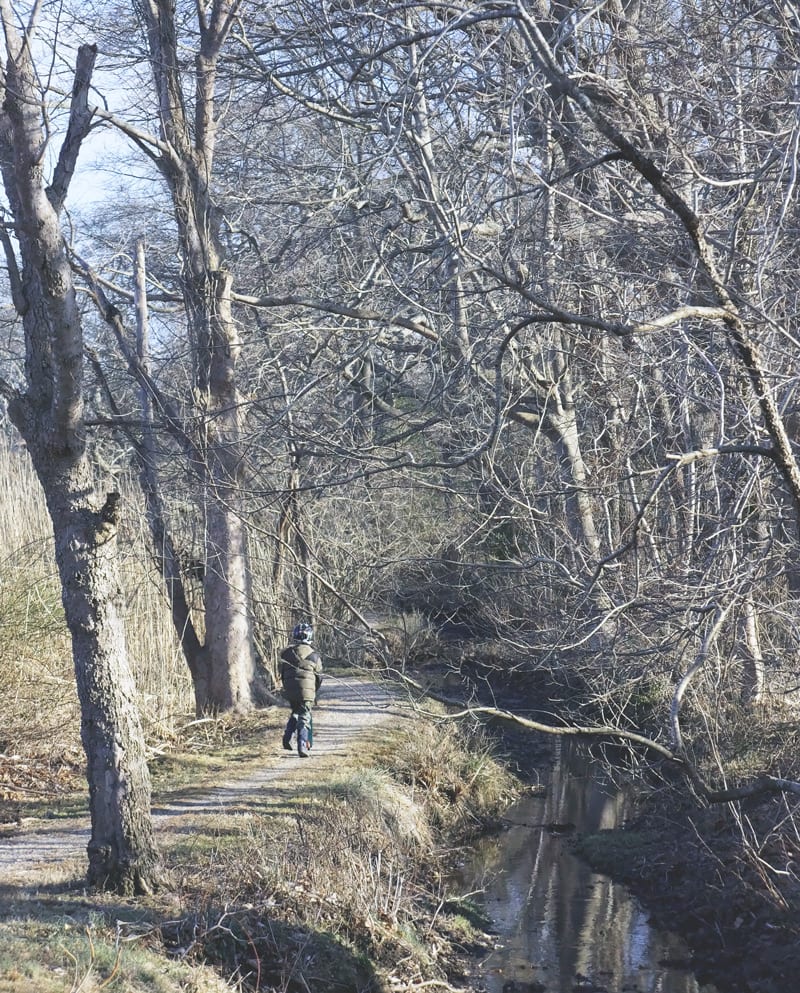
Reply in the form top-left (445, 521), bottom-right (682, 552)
top-left (1, 1), bottom-right (800, 987)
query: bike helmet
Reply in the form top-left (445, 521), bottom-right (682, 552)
top-left (292, 622), bottom-right (313, 643)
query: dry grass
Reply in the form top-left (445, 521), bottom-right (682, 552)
top-left (0, 908), bottom-right (237, 993)
top-left (151, 714), bottom-right (516, 992)
top-left (386, 707), bottom-right (517, 835)
top-left (0, 709), bottom-right (502, 992)
top-left (327, 767), bottom-right (434, 850)
top-left (0, 437), bottom-right (194, 779)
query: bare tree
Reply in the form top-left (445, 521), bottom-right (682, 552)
top-left (60, 0), bottom-right (270, 712)
top-left (0, 9), bottom-right (160, 893)
top-left (126, 0), bottom-right (267, 712)
top-left (207, 1), bottom-right (800, 739)
top-left (56, 0), bottom-right (800, 750)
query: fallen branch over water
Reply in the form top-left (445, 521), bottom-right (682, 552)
top-left (393, 672), bottom-right (800, 805)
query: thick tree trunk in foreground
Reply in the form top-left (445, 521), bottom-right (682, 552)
top-left (0, 18), bottom-right (160, 892)
top-left (8, 404), bottom-right (161, 895)
top-left (32, 459), bottom-right (160, 892)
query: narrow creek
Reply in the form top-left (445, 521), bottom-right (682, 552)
top-left (452, 738), bottom-right (721, 993)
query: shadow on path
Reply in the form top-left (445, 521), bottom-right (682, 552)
top-left (0, 676), bottom-right (402, 885)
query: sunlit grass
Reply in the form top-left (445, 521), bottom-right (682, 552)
top-left (0, 678), bottom-right (514, 993)
top-left (0, 910), bottom-right (234, 993)
top-left (147, 715), bottom-right (517, 991)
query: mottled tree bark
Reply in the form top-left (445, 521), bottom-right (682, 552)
top-left (0, 15), bottom-right (160, 893)
top-left (135, 0), bottom-right (264, 712)
top-left (28, 462), bottom-right (160, 892)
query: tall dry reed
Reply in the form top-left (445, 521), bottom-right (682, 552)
top-left (0, 434), bottom-right (193, 759)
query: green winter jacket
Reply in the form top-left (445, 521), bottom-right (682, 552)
top-left (280, 642), bottom-right (323, 703)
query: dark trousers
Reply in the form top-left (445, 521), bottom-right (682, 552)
top-left (284, 700), bottom-right (313, 740)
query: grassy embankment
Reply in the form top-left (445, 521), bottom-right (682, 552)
top-left (0, 442), bottom-right (518, 992)
top-left (0, 697), bottom-right (516, 993)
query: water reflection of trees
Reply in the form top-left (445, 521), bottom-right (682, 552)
top-left (463, 741), bottom-right (710, 993)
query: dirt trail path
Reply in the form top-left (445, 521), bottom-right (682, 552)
top-left (0, 676), bottom-right (403, 887)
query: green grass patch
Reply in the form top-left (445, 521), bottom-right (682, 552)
top-left (0, 899), bottom-right (231, 993)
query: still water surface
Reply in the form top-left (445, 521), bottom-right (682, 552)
top-left (454, 740), bottom-right (720, 993)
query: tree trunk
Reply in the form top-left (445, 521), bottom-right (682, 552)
top-left (193, 267), bottom-right (260, 711)
top-left (46, 474), bottom-right (160, 893)
top-left (544, 400), bottom-right (602, 563)
top-left (201, 494), bottom-right (260, 710)
top-left (740, 593), bottom-right (765, 707)
top-left (8, 412), bottom-right (161, 894)
top-left (136, 0), bottom-right (264, 713)
top-left (133, 238), bottom-right (206, 712)
top-left (0, 21), bottom-right (160, 893)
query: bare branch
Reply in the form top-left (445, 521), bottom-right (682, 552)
top-left (397, 674), bottom-right (800, 805)
top-left (627, 306), bottom-right (729, 335)
top-left (233, 291), bottom-right (440, 343)
top-left (396, 670), bottom-right (680, 761)
top-left (74, 255), bottom-right (201, 463)
top-left (513, 0), bottom-right (800, 527)
top-left (46, 43), bottom-right (97, 214)
top-left (670, 603), bottom-right (733, 752)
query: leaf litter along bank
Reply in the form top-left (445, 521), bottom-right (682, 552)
top-left (575, 784), bottom-right (800, 993)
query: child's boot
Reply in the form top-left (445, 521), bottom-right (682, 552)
top-left (298, 727), bottom-right (310, 757)
top-left (283, 715), bottom-right (297, 751)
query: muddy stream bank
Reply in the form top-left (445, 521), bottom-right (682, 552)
top-left (452, 738), bottom-right (720, 993)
